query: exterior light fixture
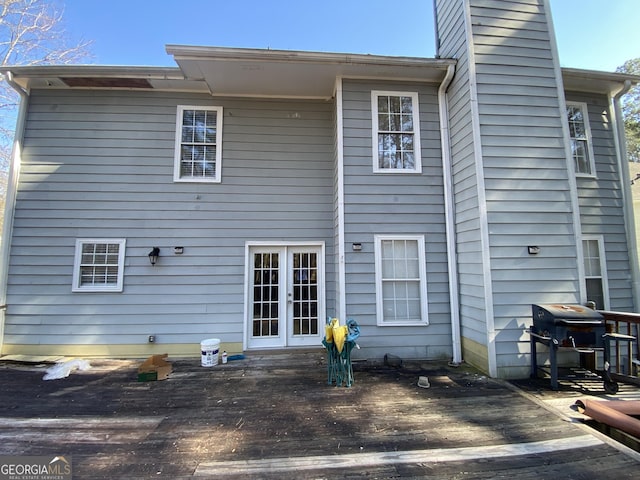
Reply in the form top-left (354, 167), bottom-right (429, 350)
top-left (148, 247), bottom-right (160, 265)
top-left (527, 246), bottom-right (540, 255)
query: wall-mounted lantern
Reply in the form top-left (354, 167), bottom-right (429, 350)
top-left (148, 247), bottom-right (160, 265)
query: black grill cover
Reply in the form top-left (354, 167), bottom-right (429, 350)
top-left (532, 304), bottom-right (604, 332)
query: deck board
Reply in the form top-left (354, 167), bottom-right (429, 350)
top-left (0, 354), bottom-right (67, 363)
top-left (0, 352), bottom-right (638, 478)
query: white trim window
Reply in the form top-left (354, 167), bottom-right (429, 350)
top-left (375, 235), bottom-right (428, 326)
top-left (72, 239), bottom-right (126, 292)
top-left (567, 102), bottom-right (595, 176)
top-left (371, 91), bottom-right (421, 173)
top-left (582, 236), bottom-right (609, 310)
top-left (174, 106), bottom-right (223, 182)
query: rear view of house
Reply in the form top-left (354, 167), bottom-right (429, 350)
top-left (1, 0), bottom-right (638, 379)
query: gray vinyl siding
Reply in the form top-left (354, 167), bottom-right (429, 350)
top-left (437, 0), bottom-right (489, 350)
top-left (437, 0), bottom-right (584, 376)
top-left (472, 0), bottom-right (580, 376)
top-left (569, 91), bottom-right (634, 311)
top-left (436, 0), bottom-right (467, 61)
top-left (341, 79), bottom-right (452, 360)
top-left (5, 89), bottom-right (335, 349)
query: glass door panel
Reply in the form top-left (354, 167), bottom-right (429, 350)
top-left (247, 245), bottom-right (323, 349)
top-left (252, 252), bottom-right (280, 338)
top-left (248, 249), bottom-right (285, 348)
top-left (288, 248), bottom-right (321, 346)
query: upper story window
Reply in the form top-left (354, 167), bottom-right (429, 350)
top-left (375, 235), bottom-right (428, 326)
top-left (566, 102), bottom-right (595, 176)
top-left (174, 106), bottom-right (223, 183)
top-left (371, 91), bottom-right (421, 173)
top-left (72, 239), bottom-right (126, 292)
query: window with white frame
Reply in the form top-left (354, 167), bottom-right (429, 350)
top-left (567, 102), bottom-right (595, 176)
top-left (174, 106), bottom-right (223, 182)
top-left (582, 237), bottom-right (608, 309)
top-left (371, 91), bottom-right (421, 173)
top-left (72, 239), bottom-right (126, 292)
top-left (375, 235), bottom-right (428, 325)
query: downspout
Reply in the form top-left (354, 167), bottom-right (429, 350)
top-left (334, 77), bottom-right (347, 322)
top-left (0, 72), bottom-right (29, 354)
top-left (438, 64), bottom-right (462, 365)
top-left (611, 80), bottom-right (640, 310)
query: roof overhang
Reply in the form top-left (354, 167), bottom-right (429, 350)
top-left (4, 46), bottom-right (638, 100)
top-left (0, 65), bottom-right (208, 93)
top-left (562, 67), bottom-right (640, 95)
top-left (166, 45), bottom-right (457, 99)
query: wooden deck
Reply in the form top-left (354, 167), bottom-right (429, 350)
top-left (0, 351), bottom-right (639, 479)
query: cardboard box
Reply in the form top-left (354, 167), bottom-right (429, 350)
top-left (137, 354), bottom-right (172, 381)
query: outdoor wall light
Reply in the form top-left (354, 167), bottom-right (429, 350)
top-left (148, 247), bottom-right (160, 265)
top-left (528, 246), bottom-right (540, 255)
top-left (352, 243), bottom-right (362, 251)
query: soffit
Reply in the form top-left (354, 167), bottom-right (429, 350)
top-left (4, 56), bottom-right (639, 99)
top-left (0, 66), bottom-right (208, 92)
top-left (562, 67), bottom-right (640, 95)
top-left (166, 45), bottom-right (456, 99)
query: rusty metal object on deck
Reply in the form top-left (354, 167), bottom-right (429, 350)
top-left (574, 398), bottom-right (640, 438)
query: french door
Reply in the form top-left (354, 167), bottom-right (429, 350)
top-left (247, 244), bottom-right (324, 349)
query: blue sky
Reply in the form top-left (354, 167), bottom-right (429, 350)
top-left (61, 0), bottom-right (639, 72)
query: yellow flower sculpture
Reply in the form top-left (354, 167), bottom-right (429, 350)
top-left (325, 318), bottom-right (337, 343)
top-left (332, 322), bottom-right (348, 353)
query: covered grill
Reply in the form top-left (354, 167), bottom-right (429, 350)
top-left (529, 304), bottom-right (619, 393)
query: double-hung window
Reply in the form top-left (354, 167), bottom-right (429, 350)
top-left (174, 106), bottom-right (223, 182)
top-left (375, 235), bottom-right (428, 326)
top-left (72, 239), bottom-right (126, 292)
top-left (371, 91), bottom-right (421, 173)
top-left (582, 236), bottom-right (608, 310)
top-left (567, 102), bottom-right (595, 176)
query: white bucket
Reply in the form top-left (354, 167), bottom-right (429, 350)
top-left (201, 338), bottom-right (220, 367)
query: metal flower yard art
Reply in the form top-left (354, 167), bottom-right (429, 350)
top-left (322, 317), bottom-right (360, 387)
